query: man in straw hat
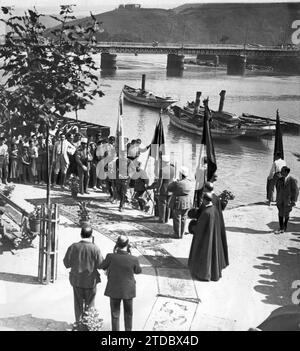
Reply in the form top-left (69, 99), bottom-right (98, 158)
top-left (167, 165), bottom-right (193, 238)
top-left (52, 133), bottom-right (76, 189)
top-left (99, 235), bottom-right (142, 331)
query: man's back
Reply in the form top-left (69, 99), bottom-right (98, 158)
top-left (276, 175), bottom-right (299, 204)
top-left (100, 251), bottom-right (142, 299)
top-left (63, 241), bottom-right (103, 288)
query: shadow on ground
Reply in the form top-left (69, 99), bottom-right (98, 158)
top-left (0, 314), bottom-right (71, 331)
top-left (0, 272), bottom-right (38, 284)
top-left (226, 227), bottom-right (272, 235)
top-left (253, 222), bottom-right (300, 306)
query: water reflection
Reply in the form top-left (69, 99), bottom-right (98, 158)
top-left (166, 68), bottom-right (184, 78)
top-left (100, 69), bottom-right (117, 78)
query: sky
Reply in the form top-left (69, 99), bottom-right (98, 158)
top-left (1, 0), bottom-right (300, 16)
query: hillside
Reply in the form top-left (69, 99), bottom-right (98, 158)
top-left (46, 3), bottom-right (300, 45)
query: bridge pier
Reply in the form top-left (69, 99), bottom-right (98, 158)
top-left (167, 53), bottom-right (185, 71)
top-left (101, 52), bottom-right (117, 70)
top-left (166, 67), bottom-right (184, 77)
top-left (227, 55), bottom-right (247, 75)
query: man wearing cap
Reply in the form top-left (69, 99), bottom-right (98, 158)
top-left (167, 166), bottom-right (193, 238)
top-left (99, 235), bottom-right (142, 331)
top-left (63, 226), bottom-right (103, 327)
top-left (52, 133), bottom-right (76, 189)
top-left (75, 138), bottom-right (93, 195)
top-left (155, 154), bottom-right (175, 223)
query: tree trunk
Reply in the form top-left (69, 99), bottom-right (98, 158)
top-left (46, 125), bottom-right (51, 208)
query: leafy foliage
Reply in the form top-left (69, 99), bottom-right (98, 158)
top-left (0, 5), bottom-right (104, 129)
top-left (219, 190), bottom-right (235, 202)
top-left (28, 205), bottom-right (42, 219)
top-left (76, 307), bottom-right (103, 331)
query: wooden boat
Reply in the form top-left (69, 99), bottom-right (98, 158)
top-left (167, 108), bottom-right (246, 139)
top-left (238, 114), bottom-right (276, 137)
top-left (180, 91), bottom-right (276, 137)
top-left (123, 84), bottom-right (178, 109)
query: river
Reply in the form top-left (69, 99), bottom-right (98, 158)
top-left (76, 53), bottom-right (300, 207)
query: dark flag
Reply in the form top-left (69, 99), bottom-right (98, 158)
top-left (149, 112), bottom-right (165, 157)
top-left (274, 109), bottom-right (284, 161)
top-left (194, 98), bottom-right (217, 207)
top-left (202, 99), bottom-right (217, 181)
top-left (148, 111), bottom-right (166, 178)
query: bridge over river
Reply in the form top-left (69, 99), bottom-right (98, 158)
top-left (95, 42), bottom-right (300, 75)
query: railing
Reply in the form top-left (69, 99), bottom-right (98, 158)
top-left (94, 42), bottom-right (299, 52)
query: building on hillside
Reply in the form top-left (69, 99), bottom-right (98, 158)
top-left (119, 4), bottom-right (141, 9)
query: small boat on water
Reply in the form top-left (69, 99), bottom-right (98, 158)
top-left (167, 107), bottom-right (246, 139)
top-left (122, 74), bottom-right (178, 109)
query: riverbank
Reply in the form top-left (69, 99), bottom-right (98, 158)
top-left (0, 183), bottom-right (299, 331)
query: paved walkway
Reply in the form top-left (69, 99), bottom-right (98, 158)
top-left (0, 184), bottom-right (299, 331)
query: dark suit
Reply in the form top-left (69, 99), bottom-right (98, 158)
top-left (168, 177), bottom-right (193, 238)
top-left (75, 147), bottom-right (93, 194)
top-left (63, 240), bottom-right (103, 322)
top-left (99, 250), bottom-right (142, 331)
top-left (276, 175), bottom-right (299, 229)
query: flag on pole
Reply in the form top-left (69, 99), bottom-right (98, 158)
top-left (147, 111), bottom-right (166, 178)
top-left (149, 111), bottom-right (165, 158)
top-left (274, 109), bottom-right (284, 161)
top-left (194, 98), bottom-right (217, 207)
top-left (116, 91), bottom-right (125, 155)
top-left (202, 98), bottom-right (217, 181)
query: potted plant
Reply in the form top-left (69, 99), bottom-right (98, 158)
top-left (77, 201), bottom-right (91, 227)
top-left (218, 190), bottom-right (235, 210)
top-left (2, 184), bottom-right (15, 198)
top-left (74, 307), bottom-right (103, 331)
top-left (28, 205), bottom-right (42, 233)
top-left (68, 174), bottom-right (80, 199)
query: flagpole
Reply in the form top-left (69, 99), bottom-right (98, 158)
top-left (143, 110), bottom-right (161, 171)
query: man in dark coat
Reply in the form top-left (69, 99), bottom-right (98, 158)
top-left (75, 137), bottom-right (93, 195)
top-left (167, 166), bottom-right (193, 238)
top-left (188, 192), bottom-right (227, 282)
top-left (99, 235), bottom-right (142, 331)
top-left (63, 226), bottom-right (104, 324)
top-left (275, 166), bottom-right (299, 233)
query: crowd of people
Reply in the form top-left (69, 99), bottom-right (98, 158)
top-left (0, 131), bottom-right (152, 207)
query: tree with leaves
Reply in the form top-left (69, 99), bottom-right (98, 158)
top-left (0, 5), bottom-right (104, 205)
